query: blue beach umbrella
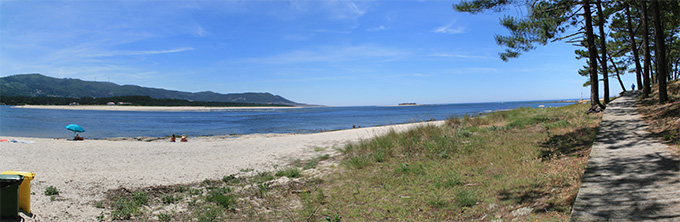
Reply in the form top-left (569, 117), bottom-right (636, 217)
top-left (64, 124), bottom-right (85, 135)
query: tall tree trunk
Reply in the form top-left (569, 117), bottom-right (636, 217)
top-left (651, 0), bottom-right (668, 103)
top-left (597, 0), bottom-right (609, 104)
top-left (641, 1), bottom-right (652, 98)
top-left (625, 2), bottom-right (643, 90)
top-left (584, 0), bottom-right (603, 112)
top-left (608, 54), bottom-right (626, 92)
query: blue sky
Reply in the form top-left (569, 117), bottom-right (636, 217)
top-left (0, 0), bottom-right (632, 106)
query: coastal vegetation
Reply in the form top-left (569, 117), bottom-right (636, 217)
top-left (96, 103), bottom-right (602, 221)
top-left (0, 95), bottom-right (291, 107)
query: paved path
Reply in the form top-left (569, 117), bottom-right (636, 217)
top-left (570, 92), bottom-right (680, 221)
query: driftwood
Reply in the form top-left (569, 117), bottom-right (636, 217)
top-left (586, 104), bottom-right (606, 114)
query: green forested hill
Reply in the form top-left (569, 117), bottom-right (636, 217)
top-left (0, 74), bottom-right (299, 105)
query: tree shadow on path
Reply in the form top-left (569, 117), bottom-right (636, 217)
top-left (570, 95), bottom-right (680, 221)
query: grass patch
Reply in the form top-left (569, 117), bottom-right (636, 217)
top-left (344, 155), bottom-right (372, 169)
top-left (239, 168), bottom-right (254, 172)
top-left (194, 206), bottom-right (223, 222)
top-left (157, 213), bottom-right (172, 222)
top-left (161, 194), bottom-right (178, 204)
top-left (455, 190), bottom-right (478, 207)
top-left (275, 167), bottom-right (302, 178)
top-left (434, 172), bottom-right (464, 188)
top-left (44, 185), bottom-right (59, 196)
top-left (251, 171), bottom-right (275, 184)
top-left (110, 191), bottom-right (149, 220)
top-left (206, 187), bottom-right (236, 210)
top-left (393, 162), bottom-right (425, 175)
top-left (319, 103), bottom-right (601, 221)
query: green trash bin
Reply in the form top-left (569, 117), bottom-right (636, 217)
top-left (0, 174), bottom-right (23, 219)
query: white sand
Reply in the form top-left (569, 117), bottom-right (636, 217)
top-left (12, 105), bottom-right (300, 112)
top-left (0, 121), bottom-right (443, 221)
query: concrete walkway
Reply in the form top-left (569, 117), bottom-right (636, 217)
top-left (570, 92), bottom-right (680, 221)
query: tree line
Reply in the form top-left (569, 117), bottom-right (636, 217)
top-left (455, 0), bottom-right (679, 112)
top-left (0, 95), bottom-right (291, 107)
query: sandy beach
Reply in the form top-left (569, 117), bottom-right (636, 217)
top-left (11, 105), bottom-right (301, 112)
top-left (0, 121), bottom-right (443, 221)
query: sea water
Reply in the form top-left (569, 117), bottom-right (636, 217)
top-left (0, 101), bottom-right (575, 139)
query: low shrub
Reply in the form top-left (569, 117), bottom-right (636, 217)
top-left (44, 186), bottom-right (59, 196)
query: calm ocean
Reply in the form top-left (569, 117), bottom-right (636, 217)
top-left (0, 101), bottom-right (575, 139)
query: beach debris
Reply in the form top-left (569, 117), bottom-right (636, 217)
top-left (511, 207), bottom-right (533, 217)
top-left (8, 139), bottom-right (34, 144)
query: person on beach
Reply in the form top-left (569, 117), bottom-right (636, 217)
top-left (631, 83), bottom-right (636, 91)
top-left (170, 134), bottom-right (176, 142)
top-left (74, 134), bottom-right (83, 141)
top-left (180, 135), bottom-right (187, 142)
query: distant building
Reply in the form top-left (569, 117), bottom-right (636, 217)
top-left (118, 102), bottom-right (132, 105)
top-left (69, 102), bottom-right (79, 105)
top-left (107, 102), bottom-right (115, 105)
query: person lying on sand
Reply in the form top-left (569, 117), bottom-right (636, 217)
top-left (181, 135), bottom-right (187, 142)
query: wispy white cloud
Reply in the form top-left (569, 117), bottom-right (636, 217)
top-left (430, 53), bottom-right (488, 59)
top-left (389, 73), bottom-right (430, 78)
top-left (367, 25), bottom-right (388, 31)
top-left (345, 1), bottom-right (367, 17)
top-left (195, 26), bottom-right (207, 37)
top-left (313, 29), bottom-right (353, 34)
top-left (322, 0), bottom-right (369, 20)
top-left (124, 47), bottom-right (195, 56)
top-left (241, 44), bottom-right (406, 64)
top-left (43, 45), bottom-right (194, 64)
top-left (286, 0), bottom-right (370, 20)
top-left (433, 20), bottom-right (466, 34)
top-left (283, 34), bottom-right (311, 41)
top-left (443, 67), bottom-right (499, 74)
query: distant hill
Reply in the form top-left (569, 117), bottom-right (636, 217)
top-left (0, 74), bottom-right (299, 105)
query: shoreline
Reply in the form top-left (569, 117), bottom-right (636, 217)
top-left (10, 104), bottom-right (301, 112)
top-left (0, 120), bottom-right (441, 141)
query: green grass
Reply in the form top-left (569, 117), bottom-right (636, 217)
top-left (316, 103), bottom-right (601, 221)
top-left (206, 188), bottom-right (236, 210)
top-left (110, 191), bottom-right (149, 220)
top-left (194, 206), bottom-right (223, 222)
top-left (434, 172), bottom-right (464, 188)
top-left (251, 171), bottom-right (275, 184)
top-left (44, 186), bottom-right (59, 196)
top-left (162, 194), bottom-right (178, 204)
top-left (221, 174), bottom-right (244, 184)
top-left (275, 167), bottom-right (302, 178)
top-left (455, 190), bottom-right (478, 207)
top-left (157, 213), bottom-right (172, 222)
